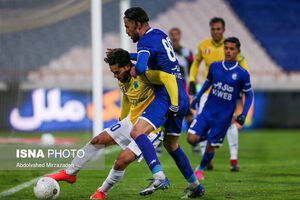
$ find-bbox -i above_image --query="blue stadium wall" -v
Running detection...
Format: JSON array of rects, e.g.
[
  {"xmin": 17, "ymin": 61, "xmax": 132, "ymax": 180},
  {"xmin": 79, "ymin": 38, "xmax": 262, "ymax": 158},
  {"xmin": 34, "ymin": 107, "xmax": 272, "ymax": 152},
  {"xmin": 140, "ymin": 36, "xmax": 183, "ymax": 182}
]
[{"xmin": 226, "ymin": 0, "xmax": 300, "ymax": 71}]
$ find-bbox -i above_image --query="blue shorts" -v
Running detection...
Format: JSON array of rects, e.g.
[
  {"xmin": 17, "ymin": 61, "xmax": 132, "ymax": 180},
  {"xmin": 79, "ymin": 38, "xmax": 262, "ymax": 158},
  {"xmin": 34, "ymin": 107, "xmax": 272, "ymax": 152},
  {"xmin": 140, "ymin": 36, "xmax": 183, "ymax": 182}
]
[
  {"xmin": 139, "ymin": 93, "xmax": 189, "ymax": 136},
  {"xmin": 188, "ymin": 114, "xmax": 231, "ymax": 146}
]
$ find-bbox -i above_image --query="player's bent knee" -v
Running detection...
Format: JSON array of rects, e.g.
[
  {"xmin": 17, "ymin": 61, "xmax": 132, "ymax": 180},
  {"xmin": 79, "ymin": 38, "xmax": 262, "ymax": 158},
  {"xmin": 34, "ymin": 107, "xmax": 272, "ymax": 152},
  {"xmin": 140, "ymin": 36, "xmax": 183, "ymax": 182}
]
[
  {"xmin": 114, "ymin": 153, "xmax": 127, "ymax": 170},
  {"xmin": 163, "ymin": 135, "xmax": 179, "ymax": 152},
  {"xmin": 114, "ymin": 150, "xmax": 136, "ymax": 170},
  {"xmin": 90, "ymin": 131, "xmax": 114, "ymax": 146},
  {"xmin": 206, "ymin": 143, "xmax": 218, "ymax": 152},
  {"xmin": 163, "ymin": 141, "xmax": 177, "ymax": 152},
  {"xmin": 90, "ymin": 134, "xmax": 102, "ymax": 145},
  {"xmin": 114, "ymin": 156, "xmax": 132, "ymax": 171},
  {"xmin": 130, "ymin": 120, "xmax": 153, "ymax": 140},
  {"xmin": 114, "ymin": 159, "xmax": 127, "ymax": 171},
  {"xmin": 130, "ymin": 126, "xmax": 141, "ymax": 140},
  {"xmin": 187, "ymin": 133, "xmax": 199, "ymax": 144}
]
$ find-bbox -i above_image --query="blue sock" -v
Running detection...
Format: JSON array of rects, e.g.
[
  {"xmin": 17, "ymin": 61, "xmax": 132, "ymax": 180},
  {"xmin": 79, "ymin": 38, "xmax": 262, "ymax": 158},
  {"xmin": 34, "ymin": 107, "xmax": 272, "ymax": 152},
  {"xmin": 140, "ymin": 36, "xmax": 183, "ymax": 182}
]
[
  {"xmin": 152, "ymin": 165, "xmax": 163, "ymax": 175},
  {"xmin": 199, "ymin": 152, "xmax": 215, "ymax": 170},
  {"xmin": 135, "ymin": 134, "xmax": 161, "ymax": 172},
  {"xmin": 169, "ymin": 145, "xmax": 194, "ymax": 180},
  {"xmin": 187, "ymin": 173, "xmax": 197, "ymax": 184}
]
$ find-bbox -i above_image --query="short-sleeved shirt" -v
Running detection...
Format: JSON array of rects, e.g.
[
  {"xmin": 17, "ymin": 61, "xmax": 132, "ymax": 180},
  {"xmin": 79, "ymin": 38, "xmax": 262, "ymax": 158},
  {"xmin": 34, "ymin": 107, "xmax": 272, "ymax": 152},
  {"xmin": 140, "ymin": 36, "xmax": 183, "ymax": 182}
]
[
  {"xmin": 201, "ymin": 60, "xmax": 252, "ymax": 125},
  {"xmin": 136, "ymin": 28, "xmax": 189, "ymax": 133},
  {"xmin": 190, "ymin": 38, "xmax": 249, "ymax": 94},
  {"xmin": 137, "ymin": 28, "xmax": 188, "ymax": 101}
]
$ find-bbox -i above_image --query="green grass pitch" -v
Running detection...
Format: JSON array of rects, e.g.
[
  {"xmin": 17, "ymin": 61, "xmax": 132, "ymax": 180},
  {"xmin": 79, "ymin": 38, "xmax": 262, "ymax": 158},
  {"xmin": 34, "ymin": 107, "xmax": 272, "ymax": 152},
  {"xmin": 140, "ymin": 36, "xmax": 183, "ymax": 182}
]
[{"xmin": 0, "ymin": 129, "xmax": 300, "ymax": 199}]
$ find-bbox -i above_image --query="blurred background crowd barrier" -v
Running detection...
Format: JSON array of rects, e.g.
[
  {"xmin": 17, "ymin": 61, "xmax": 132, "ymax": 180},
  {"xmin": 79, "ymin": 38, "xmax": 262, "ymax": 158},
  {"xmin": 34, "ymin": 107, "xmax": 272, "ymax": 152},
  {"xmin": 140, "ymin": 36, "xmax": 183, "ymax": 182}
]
[{"xmin": 0, "ymin": 0, "xmax": 299, "ymax": 132}]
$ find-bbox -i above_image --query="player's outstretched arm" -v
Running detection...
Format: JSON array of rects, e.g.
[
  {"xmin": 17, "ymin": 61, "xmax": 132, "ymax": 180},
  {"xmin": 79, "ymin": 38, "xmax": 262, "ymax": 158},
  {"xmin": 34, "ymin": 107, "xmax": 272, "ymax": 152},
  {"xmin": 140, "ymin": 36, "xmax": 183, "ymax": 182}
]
[
  {"xmin": 106, "ymin": 48, "xmax": 114, "ymax": 54},
  {"xmin": 189, "ymin": 59, "xmax": 201, "ymax": 83},
  {"xmin": 188, "ymin": 46, "xmax": 203, "ymax": 95},
  {"xmin": 119, "ymin": 94, "xmax": 131, "ymax": 121},
  {"xmin": 135, "ymin": 51, "xmax": 150, "ymax": 75},
  {"xmin": 236, "ymin": 90, "xmax": 253, "ymax": 125},
  {"xmin": 188, "ymin": 60, "xmax": 201, "ymax": 95},
  {"xmin": 190, "ymin": 80, "xmax": 211, "ymax": 110},
  {"xmin": 130, "ymin": 53, "xmax": 138, "ymax": 61}
]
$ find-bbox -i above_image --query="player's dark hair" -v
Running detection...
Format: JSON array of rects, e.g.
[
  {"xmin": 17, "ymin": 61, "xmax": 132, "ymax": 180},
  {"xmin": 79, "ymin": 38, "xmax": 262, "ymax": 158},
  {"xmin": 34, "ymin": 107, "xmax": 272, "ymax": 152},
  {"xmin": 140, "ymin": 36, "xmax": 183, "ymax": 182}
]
[
  {"xmin": 104, "ymin": 48, "xmax": 132, "ymax": 68},
  {"xmin": 224, "ymin": 37, "xmax": 241, "ymax": 50},
  {"xmin": 209, "ymin": 17, "xmax": 225, "ymax": 28},
  {"xmin": 169, "ymin": 27, "xmax": 181, "ymax": 35},
  {"xmin": 124, "ymin": 7, "xmax": 149, "ymax": 24}
]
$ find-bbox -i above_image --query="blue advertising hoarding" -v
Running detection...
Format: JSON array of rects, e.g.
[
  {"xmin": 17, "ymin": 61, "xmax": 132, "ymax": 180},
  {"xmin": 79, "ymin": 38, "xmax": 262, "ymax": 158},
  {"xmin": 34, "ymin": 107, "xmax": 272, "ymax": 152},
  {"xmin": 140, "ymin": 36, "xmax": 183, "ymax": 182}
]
[
  {"xmin": 9, "ymin": 88, "xmax": 121, "ymax": 132},
  {"xmin": 8, "ymin": 88, "xmax": 267, "ymax": 132}
]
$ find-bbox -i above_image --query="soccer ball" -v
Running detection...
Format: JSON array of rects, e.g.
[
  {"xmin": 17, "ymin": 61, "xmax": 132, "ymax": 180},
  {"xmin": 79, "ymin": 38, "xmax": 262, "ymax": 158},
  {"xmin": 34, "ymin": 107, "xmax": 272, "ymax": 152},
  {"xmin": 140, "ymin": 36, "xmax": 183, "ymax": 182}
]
[
  {"xmin": 34, "ymin": 177, "xmax": 60, "ymax": 199},
  {"xmin": 41, "ymin": 133, "xmax": 56, "ymax": 145}
]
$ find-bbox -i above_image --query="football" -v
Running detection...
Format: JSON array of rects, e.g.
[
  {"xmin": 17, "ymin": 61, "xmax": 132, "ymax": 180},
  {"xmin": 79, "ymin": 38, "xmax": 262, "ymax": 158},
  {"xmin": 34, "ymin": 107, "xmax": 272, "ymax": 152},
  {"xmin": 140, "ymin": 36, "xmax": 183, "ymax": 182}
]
[
  {"xmin": 41, "ymin": 133, "xmax": 56, "ymax": 145},
  {"xmin": 34, "ymin": 177, "xmax": 60, "ymax": 199}
]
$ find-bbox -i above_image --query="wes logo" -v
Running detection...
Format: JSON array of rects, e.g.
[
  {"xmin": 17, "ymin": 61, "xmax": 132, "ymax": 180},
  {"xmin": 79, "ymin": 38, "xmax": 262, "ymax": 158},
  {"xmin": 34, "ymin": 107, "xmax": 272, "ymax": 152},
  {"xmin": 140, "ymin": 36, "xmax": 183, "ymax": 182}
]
[{"xmin": 212, "ymin": 82, "xmax": 234, "ymax": 101}]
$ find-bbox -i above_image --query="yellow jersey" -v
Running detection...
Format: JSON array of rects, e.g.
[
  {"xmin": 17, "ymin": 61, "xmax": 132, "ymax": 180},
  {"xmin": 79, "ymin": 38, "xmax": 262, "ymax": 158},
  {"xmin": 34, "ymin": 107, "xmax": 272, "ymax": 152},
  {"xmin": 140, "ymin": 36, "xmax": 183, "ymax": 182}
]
[
  {"xmin": 189, "ymin": 38, "xmax": 249, "ymax": 94},
  {"xmin": 118, "ymin": 75, "xmax": 155, "ymax": 125}
]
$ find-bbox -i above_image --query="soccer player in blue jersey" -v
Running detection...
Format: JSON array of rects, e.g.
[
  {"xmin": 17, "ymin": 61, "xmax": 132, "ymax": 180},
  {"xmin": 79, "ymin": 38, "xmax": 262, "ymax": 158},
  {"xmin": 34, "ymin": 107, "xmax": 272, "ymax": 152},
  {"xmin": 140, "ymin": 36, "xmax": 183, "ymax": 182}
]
[
  {"xmin": 187, "ymin": 37, "xmax": 253, "ymax": 180},
  {"xmin": 123, "ymin": 7, "xmax": 204, "ymax": 198},
  {"xmin": 168, "ymin": 27, "xmax": 200, "ymax": 155}
]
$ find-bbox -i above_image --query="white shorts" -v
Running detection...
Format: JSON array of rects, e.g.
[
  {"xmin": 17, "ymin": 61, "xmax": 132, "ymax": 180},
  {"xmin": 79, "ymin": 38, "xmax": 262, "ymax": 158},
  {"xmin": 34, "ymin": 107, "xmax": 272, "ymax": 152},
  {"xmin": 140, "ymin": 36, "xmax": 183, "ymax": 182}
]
[{"xmin": 105, "ymin": 116, "xmax": 163, "ymax": 162}]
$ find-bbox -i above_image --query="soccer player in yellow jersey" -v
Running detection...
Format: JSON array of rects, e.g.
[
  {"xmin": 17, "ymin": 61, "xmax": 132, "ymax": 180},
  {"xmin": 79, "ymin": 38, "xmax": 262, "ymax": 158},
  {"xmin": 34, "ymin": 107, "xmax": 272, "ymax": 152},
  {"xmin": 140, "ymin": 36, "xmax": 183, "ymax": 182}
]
[
  {"xmin": 45, "ymin": 49, "xmax": 164, "ymax": 199},
  {"xmin": 188, "ymin": 17, "xmax": 250, "ymax": 172}
]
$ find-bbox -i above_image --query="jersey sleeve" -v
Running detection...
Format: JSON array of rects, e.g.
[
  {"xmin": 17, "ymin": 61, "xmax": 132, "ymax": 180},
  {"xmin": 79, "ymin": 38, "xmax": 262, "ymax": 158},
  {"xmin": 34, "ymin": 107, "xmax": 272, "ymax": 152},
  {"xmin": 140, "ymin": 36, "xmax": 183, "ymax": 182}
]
[
  {"xmin": 135, "ymin": 38, "xmax": 156, "ymax": 75},
  {"xmin": 241, "ymin": 71, "xmax": 252, "ymax": 93},
  {"xmin": 240, "ymin": 72, "xmax": 253, "ymax": 117},
  {"xmin": 119, "ymin": 93, "xmax": 130, "ymax": 120},
  {"xmin": 118, "ymin": 81, "xmax": 131, "ymax": 120},
  {"xmin": 135, "ymin": 51, "xmax": 150, "ymax": 75},
  {"xmin": 241, "ymin": 88, "xmax": 253, "ymax": 117},
  {"xmin": 130, "ymin": 53, "xmax": 138, "ymax": 61},
  {"xmin": 206, "ymin": 62, "xmax": 214, "ymax": 83},
  {"xmin": 144, "ymin": 70, "xmax": 178, "ymax": 107},
  {"xmin": 189, "ymin": 43, "xmax": 203, "ymax": 82},
  {"xmin": 137, "ymin": 38, "xmax": 155, "ymax": 57}
]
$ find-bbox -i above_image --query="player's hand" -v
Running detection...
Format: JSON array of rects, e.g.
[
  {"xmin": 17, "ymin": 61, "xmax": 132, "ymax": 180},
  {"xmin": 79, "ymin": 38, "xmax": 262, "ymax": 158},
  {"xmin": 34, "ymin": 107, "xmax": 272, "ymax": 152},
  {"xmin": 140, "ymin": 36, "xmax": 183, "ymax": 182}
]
[
  {"xmin": 130, "ymin": 66, "xmax": 137, "ymax": 77},
  {"xmin": 191, "ymin": 96, "xmax": 200, "ymax": 110},
  {"xmin": 236, "ymin": 114, "xmax": 246, "ymax": 125},
  {"xmin": 188, "ymin": 81, "xmax": 196, "ymax": 95},
  {"xmin": 165, "ymin": 105, "xmax": 179, "ymax": 118},
  {"xmin": 106, "ymin": 48, "xmax": 114, "ymax": 54}
]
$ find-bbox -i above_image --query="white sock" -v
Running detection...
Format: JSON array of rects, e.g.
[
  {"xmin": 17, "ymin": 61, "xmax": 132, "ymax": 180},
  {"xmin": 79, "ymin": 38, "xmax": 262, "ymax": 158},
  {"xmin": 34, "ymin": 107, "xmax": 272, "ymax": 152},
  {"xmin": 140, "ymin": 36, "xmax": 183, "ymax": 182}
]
[
  {"xmin": 227, "ymin": 123, "xmax": 238, "ymax": 160},
  {"xmin": 66, "ymin": 142, "xmax": 101, "ymax": 176},
  {"xmin": 199, "ymin": 140, "xmax": 207, "ymax": 156},
  {"xmin": 188, "ymin": 180, "xmax": 199, "ymax": 189},
  {"xmin": 98, "ymin": 168, "xmax": 125, "ymax": 194},
  {"xmin": 153, "ymin": 171, "xmax": 166, "ymax": 180}
]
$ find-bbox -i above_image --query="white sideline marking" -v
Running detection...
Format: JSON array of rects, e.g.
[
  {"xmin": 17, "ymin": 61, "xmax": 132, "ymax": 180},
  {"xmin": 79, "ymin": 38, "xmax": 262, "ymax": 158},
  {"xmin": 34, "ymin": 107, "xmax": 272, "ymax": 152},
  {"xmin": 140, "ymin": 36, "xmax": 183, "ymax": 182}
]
[
  {"xmin": 0, "ymin": 146, "xmax": 121, "ymax": 198},
  {"xmin": 0, "ymin": 177, "xmax": 41, "ymax": 198}
]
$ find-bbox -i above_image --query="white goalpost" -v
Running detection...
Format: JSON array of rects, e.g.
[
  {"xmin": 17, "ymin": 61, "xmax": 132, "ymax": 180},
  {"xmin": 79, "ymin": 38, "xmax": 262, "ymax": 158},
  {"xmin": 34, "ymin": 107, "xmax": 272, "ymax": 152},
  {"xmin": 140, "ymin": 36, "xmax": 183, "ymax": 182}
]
[
  {"xmin": 91, "ymin": 0, "xmax": 103, "ymax": 137},
  {"xmin": 120, "ymin": 0, "xmax": 131, "ymax": 51},
  {"xmin": 91, "ymin": 0, "xmax": 130, "ymax": 137}
]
